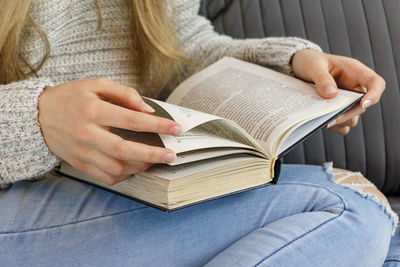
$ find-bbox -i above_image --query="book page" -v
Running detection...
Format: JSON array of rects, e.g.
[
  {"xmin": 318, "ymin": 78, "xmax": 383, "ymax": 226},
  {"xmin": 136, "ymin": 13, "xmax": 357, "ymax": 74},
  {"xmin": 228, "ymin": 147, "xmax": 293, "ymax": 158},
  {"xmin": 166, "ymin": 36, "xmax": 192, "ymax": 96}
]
[
  {"xmin": 144, "ymin": 154, "xmax": 265, "ymax": 181},
  {"xmin": 116, "ymin": 98, "xmax": 265, "ymax": 161},
  {"xmin": 167, "ymin": 57, "xmax": 362, "ymax": 155},
  {"xmin": 110, "ymin": 128, "xmax": 164, "ymax": 148},
  {"xmin": 112, "ymin": 120, "xmax": 261, "ymax": 161},
  {"xmin": 112, "ymin": 127, "xmax": 263, "ymax": 165},
  {"xmin": 145, "ymin": 98, "xmax": 221, "ymax": 132},
  {"xmin": 276, "ymin": 108, "xmax": 338, "ymax": 155},
  {"xmin": 173, "ymin": 147, "xmax": 265, "ymax": 165},
  {"xmin": 160, "ymin": 119, "xmax": 264, "ymax": 155}
]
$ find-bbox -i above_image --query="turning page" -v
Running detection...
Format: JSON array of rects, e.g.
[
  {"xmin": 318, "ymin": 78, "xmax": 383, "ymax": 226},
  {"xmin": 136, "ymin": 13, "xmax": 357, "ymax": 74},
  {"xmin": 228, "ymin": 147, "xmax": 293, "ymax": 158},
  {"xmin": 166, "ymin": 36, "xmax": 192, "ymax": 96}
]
[
  {"xmin": 144, "ymin": 97, "xmax": 265, "ymax": 161},
  {"xmin": 167, "ymin": 57, "xmax": 362, "ymax": 155}
]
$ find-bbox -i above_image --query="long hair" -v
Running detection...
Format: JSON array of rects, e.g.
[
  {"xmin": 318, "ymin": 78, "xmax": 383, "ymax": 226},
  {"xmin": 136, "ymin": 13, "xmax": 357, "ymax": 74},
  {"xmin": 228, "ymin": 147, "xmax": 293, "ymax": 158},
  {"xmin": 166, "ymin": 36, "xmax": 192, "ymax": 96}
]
[
  {"xmin": 0, "ymin": 0, "xmax": 189, "ymax": 96},
  {"xmin": 0, "ymin": 0, "xmax": 50, "ymax": 85}
]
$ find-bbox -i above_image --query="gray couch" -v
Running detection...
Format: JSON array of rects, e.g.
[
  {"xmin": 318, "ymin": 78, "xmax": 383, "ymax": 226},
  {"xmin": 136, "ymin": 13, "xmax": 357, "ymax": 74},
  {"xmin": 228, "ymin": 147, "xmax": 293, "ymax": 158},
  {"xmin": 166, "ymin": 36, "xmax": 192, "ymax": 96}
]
[{"xmin": 200, "ymin": 0, "xmax": 400, "ymax": 214}]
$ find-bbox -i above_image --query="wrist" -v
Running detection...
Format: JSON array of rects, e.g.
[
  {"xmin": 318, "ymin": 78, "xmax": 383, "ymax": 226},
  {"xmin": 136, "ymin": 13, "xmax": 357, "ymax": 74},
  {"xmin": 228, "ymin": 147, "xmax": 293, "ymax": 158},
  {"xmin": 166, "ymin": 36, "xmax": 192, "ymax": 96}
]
[{"xmin": 37, "ymin": 86, "xmax": 55, "ymax": 146}]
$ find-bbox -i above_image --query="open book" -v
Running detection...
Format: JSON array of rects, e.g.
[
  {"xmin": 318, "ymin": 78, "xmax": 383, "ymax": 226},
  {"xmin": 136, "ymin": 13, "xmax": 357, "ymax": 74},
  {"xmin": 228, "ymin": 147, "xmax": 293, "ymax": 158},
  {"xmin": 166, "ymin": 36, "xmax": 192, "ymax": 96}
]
[{"xmin": 59, "ymin": 57, "xmax": 363, "ymax": 211}]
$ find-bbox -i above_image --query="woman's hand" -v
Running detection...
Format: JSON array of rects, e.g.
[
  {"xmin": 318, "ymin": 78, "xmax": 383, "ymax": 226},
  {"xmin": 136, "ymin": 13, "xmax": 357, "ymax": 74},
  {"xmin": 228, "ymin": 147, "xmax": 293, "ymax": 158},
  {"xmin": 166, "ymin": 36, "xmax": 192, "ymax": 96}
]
[
  {"xmin": 291, "ymin": 49, "xmax": 386, "ymax": 135},
  {"xmin": 38, "ymin": 78, "xmax": 182, "ymax": 185}
]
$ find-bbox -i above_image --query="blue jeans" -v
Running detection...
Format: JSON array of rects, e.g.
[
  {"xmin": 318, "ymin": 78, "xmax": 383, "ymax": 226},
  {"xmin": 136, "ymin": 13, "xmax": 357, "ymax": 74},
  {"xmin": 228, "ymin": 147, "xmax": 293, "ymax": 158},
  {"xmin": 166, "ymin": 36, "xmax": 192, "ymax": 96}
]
[
  {"xmin": 385, "ymin": 227, "xmax": 400, "ymax": 266},
  {"xmin": 0, "ymin": 164, "xmax": 396, "ymax": 266}
]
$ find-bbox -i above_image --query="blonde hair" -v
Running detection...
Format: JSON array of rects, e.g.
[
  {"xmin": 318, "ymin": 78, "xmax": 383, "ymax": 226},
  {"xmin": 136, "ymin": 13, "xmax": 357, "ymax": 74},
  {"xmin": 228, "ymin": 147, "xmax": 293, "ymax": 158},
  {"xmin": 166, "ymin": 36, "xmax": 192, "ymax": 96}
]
[{"xmin": 0, "ymin": 0, "xmax": 189, "ymax": 96}]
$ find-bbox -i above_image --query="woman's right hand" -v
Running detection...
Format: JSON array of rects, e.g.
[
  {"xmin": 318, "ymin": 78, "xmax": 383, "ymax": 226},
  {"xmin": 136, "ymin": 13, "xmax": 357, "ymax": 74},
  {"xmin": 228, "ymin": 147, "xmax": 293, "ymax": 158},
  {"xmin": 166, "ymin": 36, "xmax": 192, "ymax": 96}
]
[{"xmin": 38, "ymin": 78, "xmax": 182, "ymax": 185}]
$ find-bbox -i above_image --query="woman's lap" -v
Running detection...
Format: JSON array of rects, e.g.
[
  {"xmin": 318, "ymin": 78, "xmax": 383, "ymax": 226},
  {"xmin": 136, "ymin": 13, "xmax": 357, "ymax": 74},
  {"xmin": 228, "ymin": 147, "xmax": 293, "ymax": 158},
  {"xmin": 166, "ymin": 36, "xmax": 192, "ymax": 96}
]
[{"xmin": 0, "ymin": 164, "xmax": 395, "ymax": 266}]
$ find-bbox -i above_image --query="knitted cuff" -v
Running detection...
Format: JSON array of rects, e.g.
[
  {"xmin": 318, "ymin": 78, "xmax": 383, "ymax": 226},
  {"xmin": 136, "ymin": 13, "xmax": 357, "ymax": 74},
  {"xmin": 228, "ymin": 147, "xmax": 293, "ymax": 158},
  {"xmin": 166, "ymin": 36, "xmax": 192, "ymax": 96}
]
[
  {"xmin": 0, "ymin": 78, "xmax": 60, "ymax": 186},
  {"xmin": 246, "ymin": 37, "xmax": 323, "ymax": 75}
]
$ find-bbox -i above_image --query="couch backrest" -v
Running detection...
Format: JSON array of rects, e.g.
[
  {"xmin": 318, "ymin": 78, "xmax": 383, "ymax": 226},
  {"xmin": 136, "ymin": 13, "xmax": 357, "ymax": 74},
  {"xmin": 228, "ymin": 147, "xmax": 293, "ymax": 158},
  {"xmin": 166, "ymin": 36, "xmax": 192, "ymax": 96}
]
[{"xmin": 200, "ymin": 0, "xmax": 400, "ymax": 194}]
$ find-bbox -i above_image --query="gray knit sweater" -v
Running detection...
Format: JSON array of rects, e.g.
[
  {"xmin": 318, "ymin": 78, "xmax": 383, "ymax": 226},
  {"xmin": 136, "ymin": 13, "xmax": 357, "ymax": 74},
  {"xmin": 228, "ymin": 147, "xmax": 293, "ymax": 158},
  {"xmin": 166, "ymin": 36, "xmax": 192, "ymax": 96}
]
[{"xmin": 0, "ymin": 0, "xmax": 321, "ymax": 186}]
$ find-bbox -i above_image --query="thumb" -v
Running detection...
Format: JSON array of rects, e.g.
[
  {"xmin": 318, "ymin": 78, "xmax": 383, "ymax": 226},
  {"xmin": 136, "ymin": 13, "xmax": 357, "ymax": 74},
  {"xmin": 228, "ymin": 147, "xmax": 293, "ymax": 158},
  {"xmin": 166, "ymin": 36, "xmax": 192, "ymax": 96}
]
[{"xmin": 312, "ymin": 71, "xmax": 338, "ymax": 99}]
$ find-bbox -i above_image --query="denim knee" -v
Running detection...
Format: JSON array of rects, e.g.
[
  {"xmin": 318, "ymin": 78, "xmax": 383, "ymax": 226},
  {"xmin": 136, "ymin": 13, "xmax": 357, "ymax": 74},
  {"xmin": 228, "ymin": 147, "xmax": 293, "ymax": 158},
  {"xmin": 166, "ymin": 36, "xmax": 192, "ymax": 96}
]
[
  {"xmin": 325, "ymin": 162, "xmax": 398, "ymax": 234},
  {"xmin": 323, "ymin": 163, "xmax": 395, "ymax": 265}
]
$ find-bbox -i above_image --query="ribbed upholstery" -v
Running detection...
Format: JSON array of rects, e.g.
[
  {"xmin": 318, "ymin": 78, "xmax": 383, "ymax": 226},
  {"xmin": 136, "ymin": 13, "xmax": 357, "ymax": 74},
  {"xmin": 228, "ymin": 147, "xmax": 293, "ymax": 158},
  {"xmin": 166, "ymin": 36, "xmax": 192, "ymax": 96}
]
[{"xmin": 200, "ymin": 0, "xmax": 400, "ymax": 195}]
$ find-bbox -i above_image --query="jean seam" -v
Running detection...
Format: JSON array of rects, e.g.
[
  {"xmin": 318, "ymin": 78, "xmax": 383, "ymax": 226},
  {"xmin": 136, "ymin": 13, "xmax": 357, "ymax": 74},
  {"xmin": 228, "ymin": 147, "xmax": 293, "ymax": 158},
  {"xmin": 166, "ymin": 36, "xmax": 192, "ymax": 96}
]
[
  {"xmin": 0, "ymin": 206, "xmax": 149, "ymax": 235},
  {"xmin": 254, "ymin": 182, "xmax": 346, "ymax": 266},
  {"xmin": 285, "ymin": 178, "xmax": 397, "ymax": 228},
  {"xmin": 385, "ymin": 256, "xmax": 400, "ymax": 261}
]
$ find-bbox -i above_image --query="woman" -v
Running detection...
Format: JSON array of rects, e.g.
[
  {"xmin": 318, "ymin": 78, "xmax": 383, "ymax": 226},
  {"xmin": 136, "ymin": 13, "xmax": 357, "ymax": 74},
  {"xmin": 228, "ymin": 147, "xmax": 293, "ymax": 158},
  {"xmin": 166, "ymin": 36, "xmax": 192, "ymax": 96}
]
[{"xmin": 0, "ymin": 0, "xmax": 396, "ymax": 266}]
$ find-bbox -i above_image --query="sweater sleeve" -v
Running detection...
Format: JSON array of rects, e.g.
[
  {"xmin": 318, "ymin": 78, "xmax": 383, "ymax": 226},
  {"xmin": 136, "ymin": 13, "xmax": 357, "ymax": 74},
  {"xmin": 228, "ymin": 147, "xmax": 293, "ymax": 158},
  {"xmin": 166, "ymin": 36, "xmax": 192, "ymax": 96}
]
[
  {"xmin": 172, "ymin": 0, "xmax": 322, "ymax": 75},
  {"xmin": 0, "ymin": 78, "xmax": 60, "ymax": 187}
]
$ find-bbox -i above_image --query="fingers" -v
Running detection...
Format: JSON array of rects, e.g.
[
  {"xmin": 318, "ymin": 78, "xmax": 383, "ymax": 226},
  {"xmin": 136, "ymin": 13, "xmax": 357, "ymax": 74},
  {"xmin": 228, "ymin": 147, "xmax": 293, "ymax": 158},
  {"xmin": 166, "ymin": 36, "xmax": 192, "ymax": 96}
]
[
  {"xmin": 69, "ymin": 159, "xmax": 129, "ymax": 186},
  {"xmin": 82, "ymin": 161, "xmax": 151, "ymax": 186},
  {"xmin": 72, "ymin": 148, "xmax": 152, "ymax": 185},
  {"xmin": 69, "ymin": 129, "xmax": 160, "ymax": 185},
  {"xmin": 292, "ymin": 51, "xmax": 385, "ymax": 137},
  {"xmin": 330, "ymin": 114, "xmax": 360, "ymax": 135},
  {"xmin": 325, "ymin": 58, "xmax": 385, "ymax": 136},
  {"xmin": 44, "ymin": 78, "xmax": 177, "ymax": 186},
  {"xmin": 91, "ymin": 129, "xmax": 177, "ymax": 164},
  {"xmin": 328, "ymin": 56, "xmax": 386, "ymax": 109},
  {"xmin": 77, "ymin": 147, "xmax": 129, "ymax": 177},
  {"xmin": 89, "ymin": 77, "xmax": 155, "ymax": 113},
  {"xmin": 360, "ymin": 75, "xmax": 386, "ymax": 109},
  {"xmin": 347, "ymin": 116, "xmax": 360, "ymax": 127},
  {"xmin": 85, "ymin": 78, "xmax": 182, "ymax": 136},
  {"xmin": 329, "ymin": 125, "xmax": 351, "ymax": 136},
  {"xmin": 327, "ymin": 104, "xmax": 365, "ymax": 135},
  {"xmin": 96, "ymin": 100, "xmax": 182, "ymax": 135},
  {"xmin": 335, "ymin": 115, "xmax": 359, "ymax": 128},
  {"xmin": 327, "ymin": 104, "xmax": 365, "ymax": 128}
]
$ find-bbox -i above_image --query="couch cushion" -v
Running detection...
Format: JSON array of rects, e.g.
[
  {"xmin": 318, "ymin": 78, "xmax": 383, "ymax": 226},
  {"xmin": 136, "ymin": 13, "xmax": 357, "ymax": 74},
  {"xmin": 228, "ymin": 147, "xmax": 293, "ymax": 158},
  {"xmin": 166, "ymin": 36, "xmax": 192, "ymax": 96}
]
[{"xmin": 200, "ymin": 0, "xmax": 400, "ymax": 195}]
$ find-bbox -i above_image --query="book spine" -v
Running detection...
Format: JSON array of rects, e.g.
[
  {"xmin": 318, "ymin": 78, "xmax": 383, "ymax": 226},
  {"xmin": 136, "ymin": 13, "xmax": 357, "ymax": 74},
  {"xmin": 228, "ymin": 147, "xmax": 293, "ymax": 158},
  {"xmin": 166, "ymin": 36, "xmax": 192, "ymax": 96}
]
[{"xmin": 271, "ymin": 157, "xmax": 282, "ymax": 184}]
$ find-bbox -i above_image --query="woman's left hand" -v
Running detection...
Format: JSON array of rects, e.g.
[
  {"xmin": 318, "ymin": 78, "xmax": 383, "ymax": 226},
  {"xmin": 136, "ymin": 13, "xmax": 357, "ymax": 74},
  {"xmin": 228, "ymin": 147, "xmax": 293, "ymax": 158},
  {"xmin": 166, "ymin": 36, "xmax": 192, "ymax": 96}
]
[{"xmin": 291, "ymin": 49, "xmax": 386, "ymax": 135}]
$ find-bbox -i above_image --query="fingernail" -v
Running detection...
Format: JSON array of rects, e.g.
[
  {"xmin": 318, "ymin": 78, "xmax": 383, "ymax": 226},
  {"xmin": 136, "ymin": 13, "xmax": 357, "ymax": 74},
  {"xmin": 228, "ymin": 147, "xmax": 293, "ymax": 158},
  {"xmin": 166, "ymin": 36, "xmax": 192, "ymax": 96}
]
[
  {"xmin": 141, "ymin": 102, "xmax": 155, "ymax": 113},
  {"xmin": 170, "ymin": 125, "xmax": 182, "ymax": 136},
  {"xmin": 327, "ymin": 119, "xmax": 337, "ymax": 128},
  {"xmin": 362, "ymin": 99, "xmax": 372, "ymax": 109},
  {"xmin": 325, "ymin": 85, "xmax": 338, "ymax": 95},
  {"xmin": 164, "ymin": 152, "xmax": 176, "ymax": 163}
]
